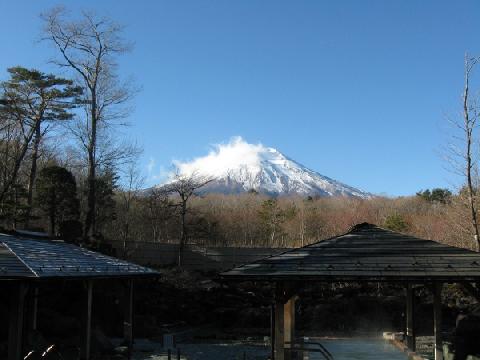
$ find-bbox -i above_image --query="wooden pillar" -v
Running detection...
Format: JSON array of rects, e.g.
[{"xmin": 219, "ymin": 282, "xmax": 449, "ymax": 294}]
[
  {"xmin": 25, "ymin": 286, "xmax": 39, "ymax": 333},
  {"xmin": 406, "ymin": 283, "xmax": 416, "ymax": 351},
  {"xmin": 80, "ymin": 280, "xmax": 93, "ymax": 360},
  {"xmin": 274, "ymin": 284, "xmax": 285, "ymax": 360},
  {"xmin": 284, "ymin": 297, "xmax": 296, "ymax": 360},
  {"xmin": 31, "ymin": 287, "xmax": 38, "ymax": 331},
  {"xmin": 8, "ymin": 282, "xmax": 27, "ymax": 360},
  {"xmin": 124, "ymin": 279, "xmax": 134, "ymax": 360},
  {"xmin": 23, "ymin": 285, "xmax": 39, "ymax": 354},
  {"xmin": 433, "ymin": 282, "xmax": 443, "ymax": 360},
  {"xmin": 271, "ymin": 304, "xmax": 275, "ymax": 360}
]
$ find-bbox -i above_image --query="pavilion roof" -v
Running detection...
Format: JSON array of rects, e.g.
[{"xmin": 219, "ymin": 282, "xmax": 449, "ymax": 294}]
[
  {"xmin": 0, "ymin": 234, "xmax": 159, "ymax": 280},
  {"xmin": 221, "ymin": 223, "xmax": 480, "ymax": 282}
]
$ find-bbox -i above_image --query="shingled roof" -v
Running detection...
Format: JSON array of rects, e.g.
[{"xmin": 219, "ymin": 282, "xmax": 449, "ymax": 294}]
[
  {"xmin": 221, "ymin": 223, "xmax": 480, "ymax": 282},
  {"xmin": 0, "ymin": 234, "xmax": 158, "ymax": 280}
]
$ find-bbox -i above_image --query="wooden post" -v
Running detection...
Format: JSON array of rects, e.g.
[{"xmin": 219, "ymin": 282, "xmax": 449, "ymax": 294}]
[
  {"xmin": 433, "ymin": 282, "xmax": 443, "ymax": 360},
  {"xmin": 271, "ymin": 304, "xmax": 275, "ymax": 360},
  {"xmin": 406, "ymin": 283, "xmax": 416, "ymax": 351},
  {"xmin": 274, "ymin": 284, "xmax": 285, "ymax": 360},
  {"xmin": 8, "ymin": 282, "xmax": 27, "ymax": 360},
  {"xmin": 31, "ymin": 287, "xmax": 38, "ymax": 331},
  {"xmin": 284, "ymin": 297, "xmax": 296, "ymax": 360},
  {"xmin": 23, "ymin": 285, "xmax": 38, "ymax": 355},
  {"xmin": 124, "ymin": 279, "xmax": 134, "ymax": 359},
  {"xmin": 80, "ymin": 280, "xmax": 93, "ymax": 360}
]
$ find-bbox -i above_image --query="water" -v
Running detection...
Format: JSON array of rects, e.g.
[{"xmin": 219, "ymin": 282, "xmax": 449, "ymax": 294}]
[
  {"xmin": 316, "ymin": 339, "xmax": 408, "ymax": 360},
  {"xmin": 133, "ymin": 338, "xmax": 408, "ymax": 360}
]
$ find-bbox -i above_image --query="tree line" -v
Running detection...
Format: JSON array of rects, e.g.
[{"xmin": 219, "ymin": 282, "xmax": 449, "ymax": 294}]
[
  {"xmin": 103, "ymin": 187, "xmax": 479, "ymax": 253},
  {"xmin": 2, "ymin": 6, "xmax": 480, "ymax": 259}
]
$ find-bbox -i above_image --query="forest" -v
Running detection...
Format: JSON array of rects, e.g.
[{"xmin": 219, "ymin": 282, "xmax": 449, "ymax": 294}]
[{"xmin": 1, "ymin": 7, "xmax": 480, "ymax": 256}]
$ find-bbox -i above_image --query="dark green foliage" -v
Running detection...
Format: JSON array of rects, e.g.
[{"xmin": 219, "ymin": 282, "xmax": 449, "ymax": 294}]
[
  {"xmin": 59, "ymin": 219, "xmax": 83, "ymax": 243},
  {"xmin": 0, "ymin": 66, "xmax": 82, "ymax": 121},
  {"xmin": 35, "ymin": 166, "xmax": 79, "ymax": 236},
  {"xmin": 93, "ymin": 170, "xmax": 118, "ymax": 235},
  {"xmin": 0, "ymin": 67, "xmax": 81, "ymax": 222},
  {"xmin": 383, "ymin": 214, "xmax": 409, "ymax": 233},
  {"xmin": 416, "ymin": 188, "xmax": 452, "ymax": 204}
]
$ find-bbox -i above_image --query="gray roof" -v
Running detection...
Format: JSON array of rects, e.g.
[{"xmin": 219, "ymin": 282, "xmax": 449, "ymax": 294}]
[
  {"xmin": 221, "ymin": 223, "xmax": 480, "ymax": 282},
  {"xmin": 0, "ymin": 234, "xmax": 159, "ymax": 280}
]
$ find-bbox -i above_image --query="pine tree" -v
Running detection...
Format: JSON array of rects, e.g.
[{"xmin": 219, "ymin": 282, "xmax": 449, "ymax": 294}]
[{"xmin": 0, "ymin": 67, "xmax": 81, "ymax": 223}]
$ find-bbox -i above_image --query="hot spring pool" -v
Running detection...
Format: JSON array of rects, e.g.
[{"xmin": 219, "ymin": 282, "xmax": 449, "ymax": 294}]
[
  {"xmin": 317, "ymin": 338, "xmax": 408, "ymax": 359},
  {"xmin": 133, "ymin": 337, "xmax": 409, "ymax": 360}
]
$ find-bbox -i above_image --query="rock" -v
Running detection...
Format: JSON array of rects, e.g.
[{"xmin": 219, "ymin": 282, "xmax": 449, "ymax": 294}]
[
  {"xmin": 92, "ymin": 327, "xmax": 114, "ymax": 353},
  {"xmin": 111, "ymin": 355, "xmax": 128, "ymax": 360},
  {"xmin": 114, "ymin": 346, "xmax": 129, "ymax": 355},
  {"xmin": 26, "ymin": 330, "xmax": 48, "ymax": 352},
  {"xmin": 134, "ymin": 315, "xmax": 158, "ymax": 337}
]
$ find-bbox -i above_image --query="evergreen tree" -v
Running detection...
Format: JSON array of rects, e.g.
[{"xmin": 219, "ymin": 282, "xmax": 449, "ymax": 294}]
[
  {"xmin": 0, "ymin": 67, "xmax": 81, "ymax": 223},
  {"xmin": 383, "ymin": 214, "xmax": 409, "ymax": 233},
  {"xmin": 416, "ymin": 188, "xmax": 452, "ymax": 204},
  {"xmin": 258, "ymin": 199, "xmax": 286, "ymax": 245},
  {"xmin": 35, "ymin": 166, "xmax": 79, "ymax": 236},
  {"xmin": 93, "ymin": 170, "xmax": 118, "ymax": 237}
]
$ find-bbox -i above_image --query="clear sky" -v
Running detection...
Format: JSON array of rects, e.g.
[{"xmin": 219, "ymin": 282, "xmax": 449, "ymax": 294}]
[{"xmin": 1, "ymin": 0, "xmax": 479, "ymax": 196}]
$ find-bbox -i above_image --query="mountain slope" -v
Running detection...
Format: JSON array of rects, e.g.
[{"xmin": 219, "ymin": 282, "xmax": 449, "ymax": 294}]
[{"xmin": 161, "ymin": 137, "xmax": 370, "ymax": 198}]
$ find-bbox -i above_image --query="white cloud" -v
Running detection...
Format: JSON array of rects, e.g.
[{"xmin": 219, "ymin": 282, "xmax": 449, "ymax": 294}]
[{"xmin": 171, "ymin": 136, "xmax": 266, "ymax": 179}]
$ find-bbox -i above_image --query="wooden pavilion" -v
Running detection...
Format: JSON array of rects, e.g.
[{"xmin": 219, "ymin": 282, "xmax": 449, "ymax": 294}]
[
  {"xmin": 0, "ymin": 233, "xmax": 159, "ymax": 360},
  {"xmin": 222, "ymin": 223, "xmax": 480, "ymax": 360}
]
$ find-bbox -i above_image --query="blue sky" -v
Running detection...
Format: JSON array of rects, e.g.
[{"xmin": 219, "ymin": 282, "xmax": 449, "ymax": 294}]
[{"xmin": 1, "ymin": 0, "xmax": 479, "ymax": 196}]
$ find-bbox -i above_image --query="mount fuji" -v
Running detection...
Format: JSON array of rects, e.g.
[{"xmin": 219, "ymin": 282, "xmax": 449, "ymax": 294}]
[{"xmin": 160, "ymin": 137, "xmax": 371, "ymax": 198}]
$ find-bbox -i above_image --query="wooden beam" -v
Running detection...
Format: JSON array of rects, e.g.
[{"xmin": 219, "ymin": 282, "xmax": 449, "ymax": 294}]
[
  {"xmin": 124, "ymin": 279, "xmax": 134, "ymax": 360},
  {"xmin": 284, "ymin": 297, "xmax": 296, "ymax": 360},
  {"xmin": 8, "ymin": 282, "xmax": 27, "ymax": 360},
  {"xmin": 406, "ymin": 283, "xmax": 416, "ymax": 351},
  {"xmin": 433, "ymin": 282, "xmax": 443, "ymax": 360},
  {"xmin": 274, "ymin": 283, "xmax": 285, "ymax": 360},
  {"xmin": 80, "ymin": 280, "xmax": 93, "ymax": 360}
]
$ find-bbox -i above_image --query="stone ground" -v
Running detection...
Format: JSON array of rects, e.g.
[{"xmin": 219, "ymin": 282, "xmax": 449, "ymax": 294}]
[{"xmin": 414, "ymin": 336, "xmax": 434, "ymax": 360}]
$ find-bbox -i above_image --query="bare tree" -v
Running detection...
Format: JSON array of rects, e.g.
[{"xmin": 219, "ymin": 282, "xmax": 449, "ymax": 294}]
[
  {"xmin": 445, "ymin": 54, "xmax": 480, "ymax": 251},
  {"xmin": 162, "ymin": 172, "xmax": 212, "ymax": 266},
  {"xmin": 42, "ymin": 7, "xmax": 134, "ymax": 239},
  {"xmin": 462, "ymin": 55, "xmax": 480, "ymax": 251},
  {"xmin": 118, "ymin": 159, "xmax": 145, "ymax": 258},
  {"xmin": 144, "ymin": 188, "xmax": 176, "ymax": 242}
]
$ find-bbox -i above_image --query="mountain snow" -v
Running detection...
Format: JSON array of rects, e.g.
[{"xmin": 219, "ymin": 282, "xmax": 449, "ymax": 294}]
[{"xmin": 162, "ymin": 137, "xmax": 370, "ymax": 198}]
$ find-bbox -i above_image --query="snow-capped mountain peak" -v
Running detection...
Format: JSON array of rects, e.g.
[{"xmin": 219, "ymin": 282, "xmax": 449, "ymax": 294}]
[{"xmin": 164, "ymin": 137, "xmax": 370, "ymax": 198}]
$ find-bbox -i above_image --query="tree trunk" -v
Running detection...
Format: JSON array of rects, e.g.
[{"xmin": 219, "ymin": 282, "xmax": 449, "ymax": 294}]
[
  {"xmin": 26, "ymin": 122, "xmax": 42, "ymax": 227},
  {"xmin": 178, "ymin": 200, "xmax": 187, "ymax": 267},
  {"xmin": 84, "ymin": 92, "xmax": 97, "ymax": 240},
  {"xmin": 49, "ymin": 190, "xmax": 56, "ymax": 236}
]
